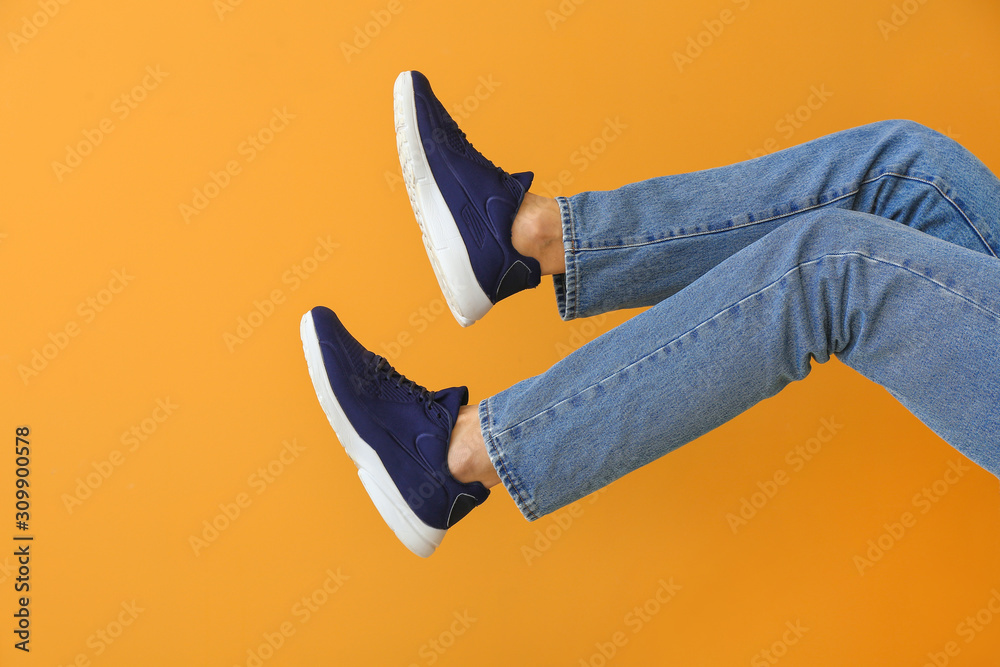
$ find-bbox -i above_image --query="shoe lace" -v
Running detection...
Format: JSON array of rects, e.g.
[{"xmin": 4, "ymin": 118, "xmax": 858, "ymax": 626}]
[
  {"xmin": 439, "ymin": 109, "xmax": 505, "ymax": 174},
  {"xmin": 372, "ymin": 356, "xmax": 435, "ymax": 409}
]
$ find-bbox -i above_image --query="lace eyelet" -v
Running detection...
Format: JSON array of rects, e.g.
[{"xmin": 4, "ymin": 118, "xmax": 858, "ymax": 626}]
[{"xmin": 371, "ymin": 356, "xmax": 435, "ymax": 407}]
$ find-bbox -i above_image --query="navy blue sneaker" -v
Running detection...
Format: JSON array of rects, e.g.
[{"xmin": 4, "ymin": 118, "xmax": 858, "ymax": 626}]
[
  {"xmin": 300, "ymin": 306, "xmax": 490, "ymax": 557},
  {"xmin": 394, "ymin": 70, "xmax": 542, "ymax": 327}
]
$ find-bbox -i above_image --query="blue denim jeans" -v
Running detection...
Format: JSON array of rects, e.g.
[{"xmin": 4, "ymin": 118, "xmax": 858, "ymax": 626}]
[{"xmin": 479, "ymin": 120, "xmax": 1000, "ymax": 521}]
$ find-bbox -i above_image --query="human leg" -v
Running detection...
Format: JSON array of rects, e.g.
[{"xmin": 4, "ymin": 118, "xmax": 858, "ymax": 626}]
[
  {"xmin": 554, "ymin": 119, "xmax": 1000, "ymax": 319},
  {"xmin": 481, "ymin": 208, "xmax": 1000, "ymax": 520},
  {"xmin": 394, "ymin": 71, "xmax": 1000, "ymax": 325},
  {"xmin": 308, "ymin": 73, "xmax": 1000, "ymax": 556}
]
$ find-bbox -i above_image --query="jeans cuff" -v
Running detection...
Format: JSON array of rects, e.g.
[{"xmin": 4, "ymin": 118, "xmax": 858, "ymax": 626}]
[
  {"xmin": 553, "ymin": 195, "xmax": 581, "ymax": 321},
  {"xmin": 478, "ymin": 397, "xmax": 541, "ymax": 521}
]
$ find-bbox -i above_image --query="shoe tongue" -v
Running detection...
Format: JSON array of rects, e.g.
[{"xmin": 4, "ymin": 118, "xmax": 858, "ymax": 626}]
[
  {"xmin": 431, "ymin": 385, "xmax": 470, "ymax": 429},
  {"xmin": 511, "ymin": 171, "xmax": 534, "ymax": 194}
]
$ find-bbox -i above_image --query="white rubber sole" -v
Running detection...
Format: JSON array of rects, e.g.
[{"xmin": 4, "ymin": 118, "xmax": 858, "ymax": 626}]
[
  {"xmin": 300, "ymin": 310, "xmax": 445, "ymax": 558},
  {"xmin": 393, "ymin": 71, "xmax": 492, "ymax": 328}
]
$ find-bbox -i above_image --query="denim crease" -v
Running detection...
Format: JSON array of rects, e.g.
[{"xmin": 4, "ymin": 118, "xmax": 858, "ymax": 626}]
[{"xmin": 480, "ymin": 120, "xmax": 1000, "ymax": 521}]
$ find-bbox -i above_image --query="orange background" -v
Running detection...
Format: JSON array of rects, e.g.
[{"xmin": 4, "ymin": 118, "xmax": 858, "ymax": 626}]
[{"xmin": 3, "ymin": 0, "xmax": 1000, "ymax": 665}]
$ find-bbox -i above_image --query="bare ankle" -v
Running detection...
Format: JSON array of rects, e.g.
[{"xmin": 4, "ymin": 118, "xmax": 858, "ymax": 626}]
[
  {"xmin": 447, "ymin": 439, "xmax": 475, "ymax": 484},
  {"xmin": 512, "ymin": 193, "xmax": 565, "ymax": 275},
  {"xmin": 447, "ymin": 405, "xmax": 501, "ymax": 487}
]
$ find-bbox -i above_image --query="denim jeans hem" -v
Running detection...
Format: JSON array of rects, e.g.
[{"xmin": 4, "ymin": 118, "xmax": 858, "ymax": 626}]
[
  {"xmin": 476, "ymin": 120, "xmax": 1000, "ymax": 524},
  {"xmin": 553, "ymin": 195, "xmax": 581, "ymax": 321},
  {"xmin": 478, "ymin": 397, "xmax": 541, "ymax": 521}
]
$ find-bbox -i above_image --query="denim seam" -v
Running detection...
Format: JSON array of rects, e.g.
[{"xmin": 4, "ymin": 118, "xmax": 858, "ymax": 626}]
[
  {"xmin": 491, "ymin": 250, "xmax": 1000, "ymax": 438},
  {"xmin": 904, "ymin": 172, "xmax": 998, "ymax": 258},
  {"xmin": 556, "ymin": 196, "xmax": 581, "ymax": 320},
  {"xmin": 479, "ymin": 397, "xmax": 540, "ymax": 521},
  {"xmin": 574, "ymin": 171, "xmax": 998, "ymax": 257}
]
